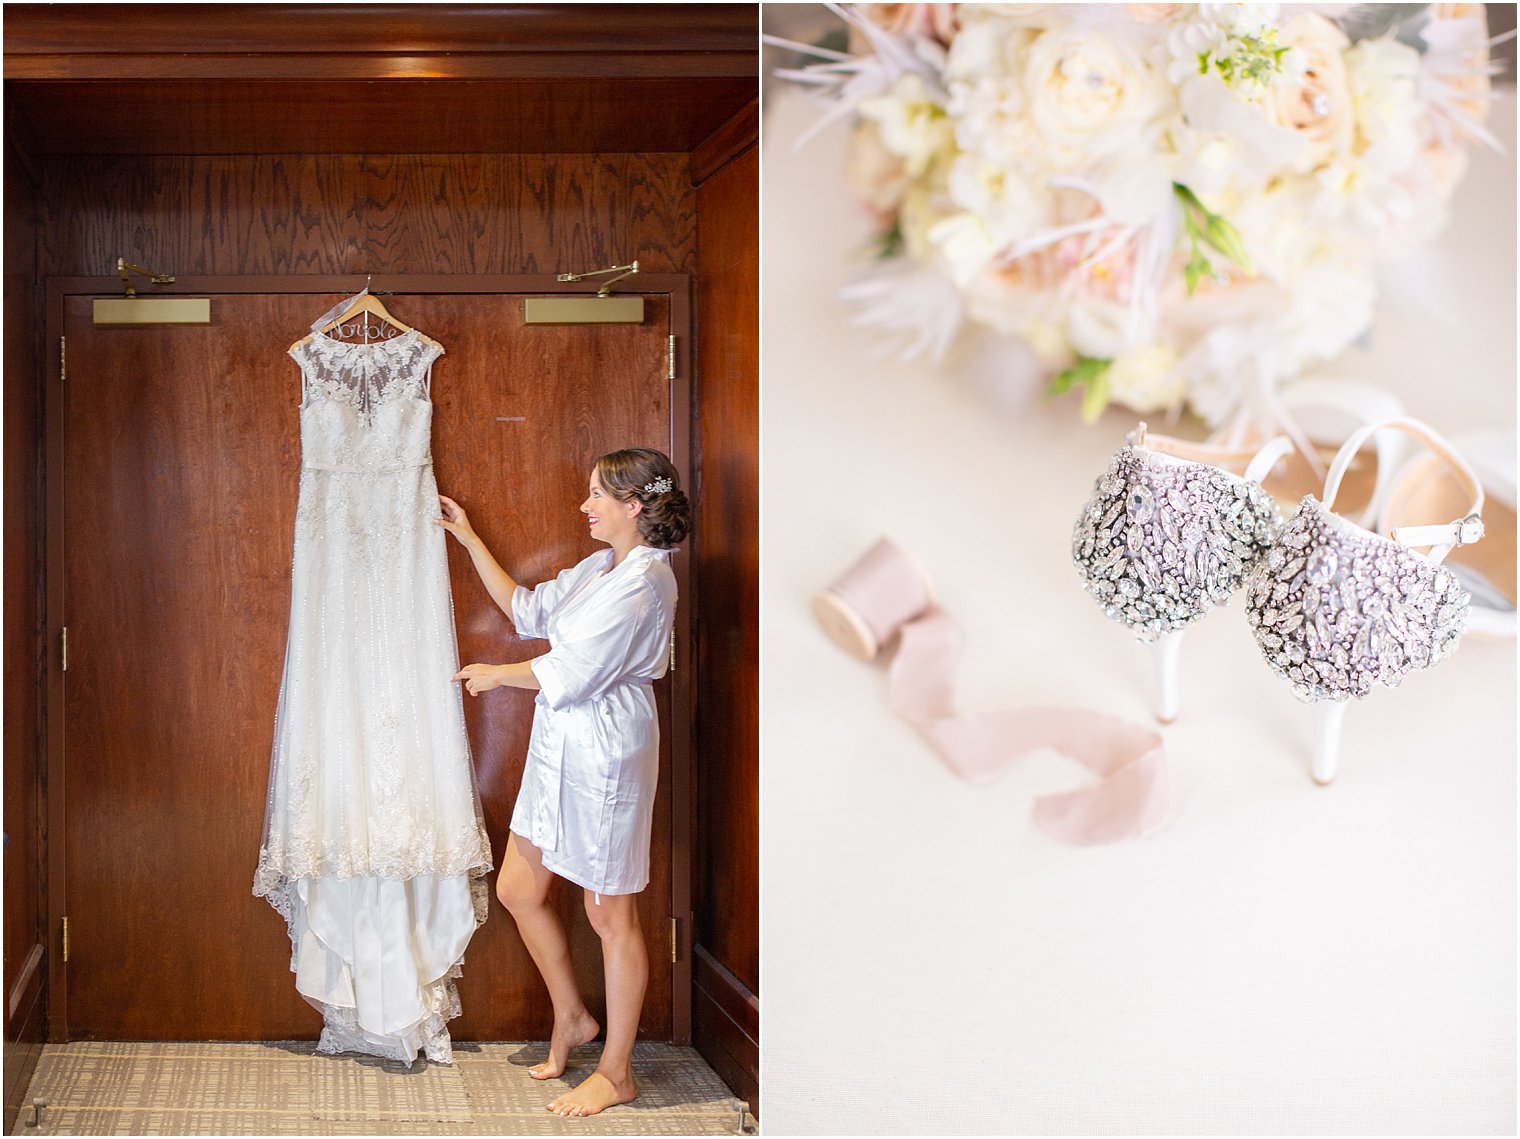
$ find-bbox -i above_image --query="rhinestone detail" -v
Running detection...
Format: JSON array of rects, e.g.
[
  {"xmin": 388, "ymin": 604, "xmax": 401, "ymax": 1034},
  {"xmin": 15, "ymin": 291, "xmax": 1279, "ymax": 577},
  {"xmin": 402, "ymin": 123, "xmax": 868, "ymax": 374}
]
[
  {"xmin": 1244, "ymin": 498, "xmax": 1470, "ymax": 702},
  {"xmin": 1305, "ymin": 547, "xmax": 1338, "ymax": 586},
  {"xmin": 1073, "ymin": 445, "xmax": 1280, "ymax": 642}
]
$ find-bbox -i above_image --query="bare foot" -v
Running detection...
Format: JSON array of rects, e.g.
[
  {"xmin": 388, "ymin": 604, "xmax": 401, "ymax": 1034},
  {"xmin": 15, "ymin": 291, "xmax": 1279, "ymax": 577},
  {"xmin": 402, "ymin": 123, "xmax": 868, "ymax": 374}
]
[
  {"xmin": 527, "ymin": 1009, "xmax": 600, "ymax": 1080},
  {"xmin": 545, "ymin": 1069, "xmax": 637, "ymax": 1117}
]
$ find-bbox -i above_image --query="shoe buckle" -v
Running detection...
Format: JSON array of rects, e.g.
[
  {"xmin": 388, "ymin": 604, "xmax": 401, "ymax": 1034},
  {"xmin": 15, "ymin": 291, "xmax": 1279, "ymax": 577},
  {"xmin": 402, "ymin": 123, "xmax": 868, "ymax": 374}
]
[{"xmin": 1455, "ymin": 513, "xmax": 1484, "ymax": 547}]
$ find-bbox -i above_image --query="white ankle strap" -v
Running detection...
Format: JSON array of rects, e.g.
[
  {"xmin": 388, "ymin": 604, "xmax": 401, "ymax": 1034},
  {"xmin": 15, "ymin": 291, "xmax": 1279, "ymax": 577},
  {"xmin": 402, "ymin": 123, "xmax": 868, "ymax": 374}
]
[
  {"xmin": 1243, "ymin": 436, "xmax": 1294, "ymax": 484},
  {"xmin": 1323, "ymin": 418, "xmax": 1485, "ymax": 562}
]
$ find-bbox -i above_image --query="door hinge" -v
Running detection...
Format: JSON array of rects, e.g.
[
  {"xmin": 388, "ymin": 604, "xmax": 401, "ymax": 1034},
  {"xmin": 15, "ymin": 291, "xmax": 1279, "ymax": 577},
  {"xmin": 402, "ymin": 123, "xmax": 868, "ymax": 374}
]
[
  {"xmin": 668, "ymin": 629, "xmax": 676, "ymax": 673},
  {"xmin": 60, "ymin": 335, "xmax": 67, "ymax": 383},
  {"xmin": 60, "ymin": 627, "xmax": 68, "ymax": 672},
  {"xmin": 670, "ymin": 917, "xmax": 679, "ymax": 964},
  {"xmin": 667, "ymin": 335, "xmax": 675, "ymax": 381},
  {"xmin": 62, "ymin": 916, "xmax": 69, "ymax": 963}
]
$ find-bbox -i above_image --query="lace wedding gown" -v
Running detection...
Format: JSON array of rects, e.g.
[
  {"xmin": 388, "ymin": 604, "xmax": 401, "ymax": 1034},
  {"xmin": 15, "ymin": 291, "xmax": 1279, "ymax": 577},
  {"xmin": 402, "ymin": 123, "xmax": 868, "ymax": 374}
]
[{"xmin": 253, "ymin": 324, "xmax": 492, "ymax": 1065}]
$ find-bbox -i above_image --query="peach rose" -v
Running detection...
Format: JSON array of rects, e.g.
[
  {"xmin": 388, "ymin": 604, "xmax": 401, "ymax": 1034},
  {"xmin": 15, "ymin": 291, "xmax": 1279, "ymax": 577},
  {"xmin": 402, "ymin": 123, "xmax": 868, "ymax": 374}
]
[
  {"xmin": 856, "ymin": 4, "xmax": 959, "ymax": 46},
  {"xmin": 1265, "ymin": 13, "xmax": 1354, "ymax": 171},
  {"xmin": 1127, "ymin": 4, "xmax": 1185, "ymax": 22}
]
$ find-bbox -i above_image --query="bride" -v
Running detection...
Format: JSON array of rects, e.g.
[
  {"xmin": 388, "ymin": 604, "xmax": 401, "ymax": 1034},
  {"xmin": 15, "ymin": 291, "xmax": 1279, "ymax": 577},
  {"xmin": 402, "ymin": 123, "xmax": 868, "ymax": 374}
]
[{"xmin": 437, "ymin": 446, "xmax": 690, "ymax": 1117}]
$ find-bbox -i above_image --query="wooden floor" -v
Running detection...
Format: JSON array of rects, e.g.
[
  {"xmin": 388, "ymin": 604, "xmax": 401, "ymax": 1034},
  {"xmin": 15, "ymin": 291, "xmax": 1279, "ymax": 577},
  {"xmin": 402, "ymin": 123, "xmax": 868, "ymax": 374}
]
[{"xmin": 11, "ymin": 1041, "xmax": 752, "ymax": 1136}]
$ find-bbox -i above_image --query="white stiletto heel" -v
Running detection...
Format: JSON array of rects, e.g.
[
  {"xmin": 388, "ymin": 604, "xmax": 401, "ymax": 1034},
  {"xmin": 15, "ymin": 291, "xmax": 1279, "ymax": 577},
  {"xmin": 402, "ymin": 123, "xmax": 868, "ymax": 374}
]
[
  {"xmin": 1074, "ymin": 425, "xmax": 1289, "ymax": 724},
  {"xmin": 1311, "ymin": 702, "xmax": 1346, "ymax": 785},
  {"xmin": 1150, "ymin": 631, "xmax": 1184, "ymax": 724}
]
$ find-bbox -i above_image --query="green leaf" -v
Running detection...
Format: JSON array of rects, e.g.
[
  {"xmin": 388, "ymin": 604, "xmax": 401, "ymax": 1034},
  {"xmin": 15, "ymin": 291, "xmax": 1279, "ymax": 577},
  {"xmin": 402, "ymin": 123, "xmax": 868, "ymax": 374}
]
[
  {"xmin": 1183, "ymin": 247, "xmax": 1210, "ymax": 295},
  {"xmin": 1203, "ymin": 214, "xmax": 1253, "ymax": 274},
  {"xmin": 1173, "ymin": 182, "xmax": 1204, "ymax": 215},
  {"xmin": 1174, "ymin": 182, "xmax": 1253, "ymax": 288},
  {"xmin": 873, "ymin": 220, "xmax": 905, "ymax": 260},
  {"xmin": 1079, "ymin": 365, "xmax": 1111, "ymax": 424},
  {"xmin": 1048, "ymin": 356, "xmax": 1113, "ymax": 422}
]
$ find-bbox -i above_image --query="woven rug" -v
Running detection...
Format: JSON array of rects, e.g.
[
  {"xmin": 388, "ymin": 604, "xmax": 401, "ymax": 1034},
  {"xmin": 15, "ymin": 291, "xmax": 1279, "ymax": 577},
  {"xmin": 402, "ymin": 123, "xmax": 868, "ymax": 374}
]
[{"xmin": 11, "ymin": 1041, "xmax": 752, "ymax": 1135}]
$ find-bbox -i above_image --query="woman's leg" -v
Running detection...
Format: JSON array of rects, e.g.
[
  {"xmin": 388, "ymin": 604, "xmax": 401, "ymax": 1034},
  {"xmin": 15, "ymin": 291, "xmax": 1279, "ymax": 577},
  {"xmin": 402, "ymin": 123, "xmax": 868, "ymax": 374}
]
[
  {"xmin": 496, "ymin": 831, "xmax": 600, "ymax": 1079},
  {"xmin": 546, "ymin": 890, "xmax": 644, "ymax": 1117}
]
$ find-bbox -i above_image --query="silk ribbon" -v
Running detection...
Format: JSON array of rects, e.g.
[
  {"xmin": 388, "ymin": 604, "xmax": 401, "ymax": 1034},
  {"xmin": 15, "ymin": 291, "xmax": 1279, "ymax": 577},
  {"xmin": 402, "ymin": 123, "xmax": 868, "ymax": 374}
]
[{"xmin": 815, "ymin": 538, "xmax": 1171, "ymax": 844}]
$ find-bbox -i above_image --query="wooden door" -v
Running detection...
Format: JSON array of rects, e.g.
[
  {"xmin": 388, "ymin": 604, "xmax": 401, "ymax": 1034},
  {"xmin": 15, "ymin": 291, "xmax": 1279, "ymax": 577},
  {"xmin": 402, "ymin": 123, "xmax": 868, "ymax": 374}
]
[{"xmin": 52, "ymin": 284, "xmax": 686, "ymax": 1042}]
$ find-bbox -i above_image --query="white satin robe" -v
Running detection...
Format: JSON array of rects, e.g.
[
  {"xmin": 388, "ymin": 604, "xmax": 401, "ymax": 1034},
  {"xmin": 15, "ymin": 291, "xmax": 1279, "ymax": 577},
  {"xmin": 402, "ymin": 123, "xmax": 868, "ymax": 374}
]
[{"xmin": 509, "ymin": 544, "xmax": 676, "ymax": 896}]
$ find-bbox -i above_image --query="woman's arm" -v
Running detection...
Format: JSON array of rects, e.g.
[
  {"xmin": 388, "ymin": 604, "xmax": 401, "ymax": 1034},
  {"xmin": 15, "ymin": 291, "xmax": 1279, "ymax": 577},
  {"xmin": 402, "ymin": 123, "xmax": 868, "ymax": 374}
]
[
  {"xmin": 453, "ymin": 660, "xmax": 542, "ymax": 697},
  {"xmin": 436, "ymin": 494, "xmax": 519, "ymax": 617}
]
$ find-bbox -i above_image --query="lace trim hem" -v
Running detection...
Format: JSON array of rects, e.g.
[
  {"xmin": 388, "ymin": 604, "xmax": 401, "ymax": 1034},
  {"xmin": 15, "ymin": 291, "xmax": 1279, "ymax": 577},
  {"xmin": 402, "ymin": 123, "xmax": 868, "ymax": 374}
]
[
  {"xmin": 310, "ymin": 958, "xmax": 468, "ymax": 1066},
  {"xmin": 251, "ymin": 822, "xmax": 493, "ymax": 901},
  {"xmin": 259, "ymin": 872, "xmax": 489, "ymax": 1065}
]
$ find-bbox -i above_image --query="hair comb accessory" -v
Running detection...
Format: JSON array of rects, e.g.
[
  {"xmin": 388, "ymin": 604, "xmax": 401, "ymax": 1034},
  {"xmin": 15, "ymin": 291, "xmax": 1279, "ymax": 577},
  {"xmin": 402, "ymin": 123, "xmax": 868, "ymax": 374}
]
[
  {"xmin": 815, "ymin": 538, "xmax": 1170, "ymax": 844},
  {"xmin": 643, "ymin": 476, "xmax": 673, "ymax": 495}
]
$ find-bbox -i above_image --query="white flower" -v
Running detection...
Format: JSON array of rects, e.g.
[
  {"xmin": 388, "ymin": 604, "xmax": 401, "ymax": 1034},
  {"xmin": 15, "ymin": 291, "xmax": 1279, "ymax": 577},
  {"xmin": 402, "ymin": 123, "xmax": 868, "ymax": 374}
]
[
  {"xmin": 1066, "ymin": 292, "xmax": 1156, "ymax": 361},
  {"xmin": 773, "ymin": 1, "xmax": 1487, "ymax": 424},
  {"xmin": 1020, "ymin": 23, "xmax": 1173, "ymax": 168},
  {"xmin": 1107, "ymin": 340, "xmax": 1186, "ymax": 412},
  {"xmin": 1262, "ymin": 13, "xmax": 1355, "ymax": 173},
  {"xmin": 1276, "ymin": 253, "xmax": 1376, "ymax": 369},
  {"xmin": 944, "ymin": 152, "xmax": 1052, "ymax": 250},
  {"xmin": 1199, "ymin": 3, "xmax": 1280, "ymax": 39},
  {"xmin": 1345, "ymin": 37, "xmax": 1423, "ymax": 176},
  {"xmin": 845, "ymin": 119, "xmax": 912, "ymax": 223},
  {"xmin": 858, "ymin": 74, "xmax": 956, "ymax": 177}
]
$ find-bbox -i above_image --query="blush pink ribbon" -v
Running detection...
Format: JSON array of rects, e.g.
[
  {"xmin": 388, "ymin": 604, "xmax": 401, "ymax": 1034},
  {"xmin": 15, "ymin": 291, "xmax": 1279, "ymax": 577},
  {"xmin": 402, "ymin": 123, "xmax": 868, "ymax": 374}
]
[{"xmin": 814, "ymin": 538, "xmax": 1170, "ymax": 844}]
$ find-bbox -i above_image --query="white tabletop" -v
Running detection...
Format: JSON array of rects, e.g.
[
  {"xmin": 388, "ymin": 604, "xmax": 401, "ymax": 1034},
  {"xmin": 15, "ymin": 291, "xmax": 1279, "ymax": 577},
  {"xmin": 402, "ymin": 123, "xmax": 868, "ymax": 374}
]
[{"xmin": 759, "ymin": 86, "xmax": 1516, "ymax": 1135}]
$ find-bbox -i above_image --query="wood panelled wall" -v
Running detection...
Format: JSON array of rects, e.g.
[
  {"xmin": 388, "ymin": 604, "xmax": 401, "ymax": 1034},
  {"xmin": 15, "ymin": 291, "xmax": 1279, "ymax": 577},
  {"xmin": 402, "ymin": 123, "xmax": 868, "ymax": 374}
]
[
  {"xmin": 37, "ymin": 153, "xmax": 695, "ymax": 277},
  {"xmin": 3, "ymin": 134, "xmax": 46, "ymax": 1130},
  {"xmin": 691, "ymin": 114, "xmax": 759, "ymax": 1114}
]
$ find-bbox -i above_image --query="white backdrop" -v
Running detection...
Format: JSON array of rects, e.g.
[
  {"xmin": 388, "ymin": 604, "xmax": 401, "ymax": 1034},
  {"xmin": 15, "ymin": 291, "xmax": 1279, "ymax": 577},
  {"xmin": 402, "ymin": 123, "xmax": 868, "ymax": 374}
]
[{"xmin": 759, "ymin": 84, "xmax": 1517, "ymax": 1135}]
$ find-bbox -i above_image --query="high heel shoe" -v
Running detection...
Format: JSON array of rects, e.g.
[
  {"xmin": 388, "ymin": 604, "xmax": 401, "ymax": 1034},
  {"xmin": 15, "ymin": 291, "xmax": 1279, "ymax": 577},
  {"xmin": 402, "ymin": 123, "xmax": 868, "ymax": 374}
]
[
  {"xmin": 1243, "ymin": 418, "xmax": 1484, "ymax": 784},
  {"xmin": 1072, "ymin": 424, "xmax": 1291, "ymax": 722}
]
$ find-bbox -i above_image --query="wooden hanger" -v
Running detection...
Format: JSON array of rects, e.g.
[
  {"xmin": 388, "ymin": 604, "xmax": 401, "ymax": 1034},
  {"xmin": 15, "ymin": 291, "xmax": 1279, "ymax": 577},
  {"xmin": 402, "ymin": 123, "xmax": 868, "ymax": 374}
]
[{"xmin": 317, "ymin": 290, "xmax": 411, "ymax": 336}]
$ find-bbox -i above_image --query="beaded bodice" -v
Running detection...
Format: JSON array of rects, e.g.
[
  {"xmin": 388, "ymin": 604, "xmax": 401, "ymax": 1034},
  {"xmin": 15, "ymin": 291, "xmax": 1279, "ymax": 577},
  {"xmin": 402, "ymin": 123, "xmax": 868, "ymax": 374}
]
[{"xmin": 291, "ymin": 330, "xmax": 442, "ymax": 471}]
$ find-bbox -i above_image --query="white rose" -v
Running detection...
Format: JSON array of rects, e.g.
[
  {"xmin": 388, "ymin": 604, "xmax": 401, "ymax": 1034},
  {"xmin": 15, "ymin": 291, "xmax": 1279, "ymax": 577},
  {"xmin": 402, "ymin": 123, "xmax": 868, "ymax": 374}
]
[{"xmin": 1021, "ymin": 25, "xmax": 1173, "ymax": 168}]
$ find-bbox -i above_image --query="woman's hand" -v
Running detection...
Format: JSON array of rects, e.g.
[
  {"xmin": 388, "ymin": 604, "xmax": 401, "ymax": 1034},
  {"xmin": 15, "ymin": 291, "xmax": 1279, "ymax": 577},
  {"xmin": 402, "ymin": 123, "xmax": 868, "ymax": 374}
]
[
  {"xmin": 453, "ymin": 662, "xmax": 507, "ymax": 696},
  {"xmin": 434, "ymin": 495, "xmax": 521, "ymax": 616},
  {"xmin": 435, "ymin": 494, "xmax": 479, "ymax": 549}
]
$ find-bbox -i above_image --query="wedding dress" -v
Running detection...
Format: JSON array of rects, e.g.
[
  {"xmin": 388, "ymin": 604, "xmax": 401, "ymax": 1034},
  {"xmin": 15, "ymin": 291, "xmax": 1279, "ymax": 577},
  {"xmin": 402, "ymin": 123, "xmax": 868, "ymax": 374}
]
[{"xmin": 253, "ymin": 314, "xmax": 492, "ymax": 1065}]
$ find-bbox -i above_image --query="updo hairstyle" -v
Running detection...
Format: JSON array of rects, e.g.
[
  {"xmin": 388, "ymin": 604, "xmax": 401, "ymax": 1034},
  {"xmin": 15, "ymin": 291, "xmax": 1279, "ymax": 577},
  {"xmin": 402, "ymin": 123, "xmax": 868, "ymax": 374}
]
[{"xmin": 594, "ymin": 447, "xmax": 691, "ymax": 549}]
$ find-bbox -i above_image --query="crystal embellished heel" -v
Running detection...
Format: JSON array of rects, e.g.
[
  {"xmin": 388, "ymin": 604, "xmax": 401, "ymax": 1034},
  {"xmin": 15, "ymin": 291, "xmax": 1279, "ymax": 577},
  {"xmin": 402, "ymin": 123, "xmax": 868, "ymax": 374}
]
[
  {"xmin": 1243, "ymin": 418, "xmax": 1483, "ymax": 784},
  {"xmin": 1073, "ymin": 424, "xmax": 1292, "ymax": 722}
]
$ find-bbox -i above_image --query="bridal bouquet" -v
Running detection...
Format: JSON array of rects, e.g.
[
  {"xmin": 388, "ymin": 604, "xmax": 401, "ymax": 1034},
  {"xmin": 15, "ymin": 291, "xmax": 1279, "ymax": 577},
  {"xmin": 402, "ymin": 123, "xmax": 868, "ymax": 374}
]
[{"xmin": 777, "ymin": 4, "xmax": 1500, "ymax": 424}]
